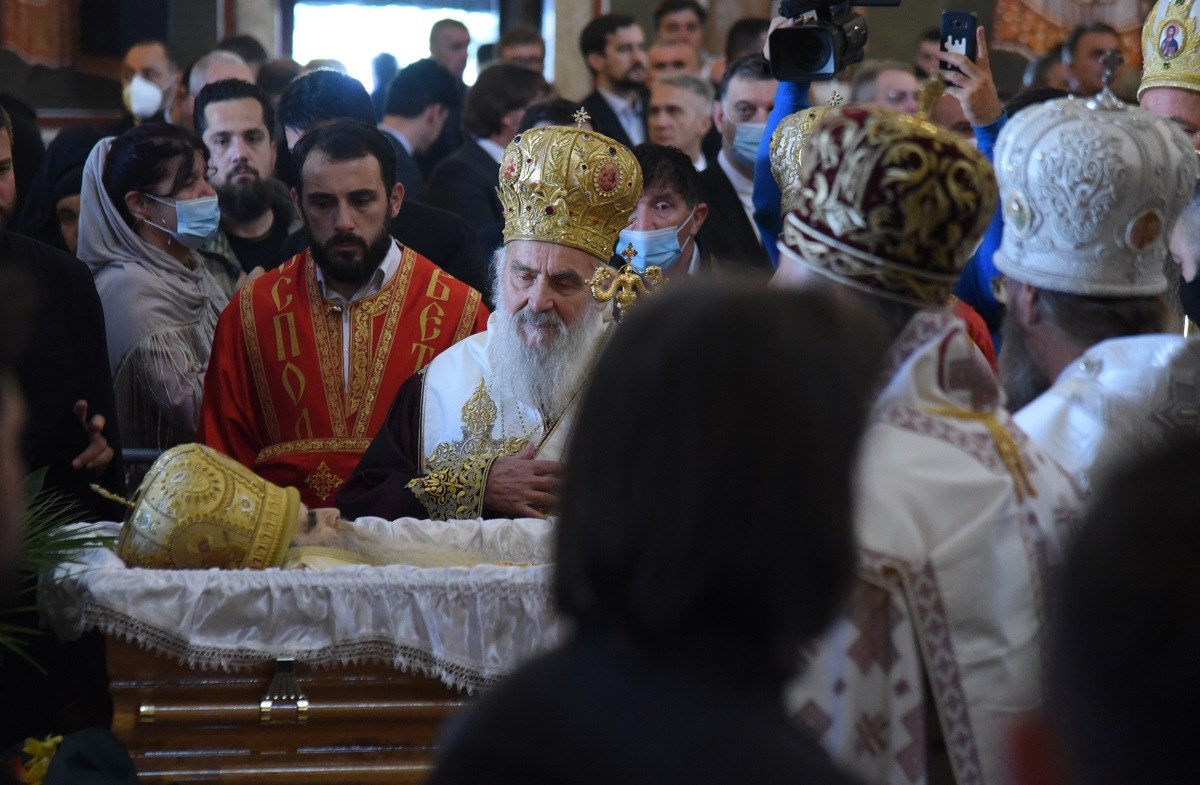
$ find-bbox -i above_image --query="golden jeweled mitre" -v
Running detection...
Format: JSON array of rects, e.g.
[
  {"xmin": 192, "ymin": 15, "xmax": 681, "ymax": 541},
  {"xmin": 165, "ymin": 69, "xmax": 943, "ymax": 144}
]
[
  {"xmin": 497, "ymin": 123, "xmax": 642, "ymax": 262},
  {"xmin": 116, "ymin": 444, "xmax": 299, "ymax": 570},
  {"xmin": 769, "ymin": 92, "xmax": 841, "ymax": 216},
  {"xmin": 1140, "ymin": 0, "xmax": 1200, "ymax": 99}
]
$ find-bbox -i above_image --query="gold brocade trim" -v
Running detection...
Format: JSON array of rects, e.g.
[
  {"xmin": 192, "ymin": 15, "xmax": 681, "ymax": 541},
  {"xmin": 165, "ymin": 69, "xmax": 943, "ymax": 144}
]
[
  {"xmin": 306, "ymin": 256, "xmax": 350, "ymax": 435},
  {"xmin": 239, "ymin": 271, "xmax": 282, "ymax": 443},
  {"xmin": 924, "ymin": 405, "xmax": 1037, "ymax": 502},
  {"xmin": 305, "ymin": 461, "xmax": 343, "ymax": 502},
  {"xmin": 463, "ymin": 378, "xmax": 498, "ymax": 437},
  {"xmin": 352, "ymin": 246, "xmax": 415, "ymax": 436},
  {"xmin": 409, "ymin": 379, "xmax": 528, "ymax": 519},
  {"xmin": 453, "ymin": 288, "xmax": 483, "ymax": 344},
  {"xmin": 254, "ymin": 437, "xmax": 371, "ymax": 463}
]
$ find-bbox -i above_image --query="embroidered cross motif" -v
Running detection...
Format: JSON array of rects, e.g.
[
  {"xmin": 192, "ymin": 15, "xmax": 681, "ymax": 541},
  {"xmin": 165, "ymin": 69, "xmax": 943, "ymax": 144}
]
[
  {"xmin": 305, "ymin": 461, "xmax": 342, "ymax": 501},
  {"xmin": 846, "ymin": 583, "xmax": 903, "ymax": 673}
]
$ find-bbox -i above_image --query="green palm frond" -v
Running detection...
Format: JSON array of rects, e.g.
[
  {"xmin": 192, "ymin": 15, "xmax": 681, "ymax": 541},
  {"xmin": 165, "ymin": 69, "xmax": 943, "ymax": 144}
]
[{"xmin": 0, "ymin": 468, "xmax": 115, "ymax": 670}]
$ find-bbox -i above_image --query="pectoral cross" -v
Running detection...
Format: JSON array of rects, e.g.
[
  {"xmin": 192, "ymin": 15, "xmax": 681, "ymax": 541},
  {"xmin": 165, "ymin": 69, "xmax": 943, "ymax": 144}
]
[{"xmin": 620, "ymin": 242, "xmax": 638, "ymax": 266}]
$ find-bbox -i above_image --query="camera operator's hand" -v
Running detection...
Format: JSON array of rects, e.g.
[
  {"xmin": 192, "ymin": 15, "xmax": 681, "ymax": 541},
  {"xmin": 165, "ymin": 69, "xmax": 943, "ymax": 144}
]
[
  {"xmin": 763, "ymin": 16, "xmax": 802, "ymax": 62},
  {"xmin": 937, "ymin": 27, "xmax": 1003, "ymax": 127}
]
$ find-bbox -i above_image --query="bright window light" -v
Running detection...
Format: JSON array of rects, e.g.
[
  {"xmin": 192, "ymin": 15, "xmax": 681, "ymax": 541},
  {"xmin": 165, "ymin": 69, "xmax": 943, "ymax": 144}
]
[{"xmin": 293, "ymin": 3, "xmax": 501, "ymax": 93}]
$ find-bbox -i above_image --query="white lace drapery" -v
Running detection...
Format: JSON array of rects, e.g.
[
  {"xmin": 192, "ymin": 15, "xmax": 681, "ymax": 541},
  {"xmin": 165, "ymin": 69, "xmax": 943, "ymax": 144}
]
[{"xmin": 40, "ymin": 517, "xmax": 561, "ymax": 693}]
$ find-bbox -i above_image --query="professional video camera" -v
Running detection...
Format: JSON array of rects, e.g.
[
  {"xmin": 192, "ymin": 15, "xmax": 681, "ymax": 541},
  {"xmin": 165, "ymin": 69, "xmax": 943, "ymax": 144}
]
[{"xmin": 769, "ymin": 0, "xmax": 901, "ymax": 81}]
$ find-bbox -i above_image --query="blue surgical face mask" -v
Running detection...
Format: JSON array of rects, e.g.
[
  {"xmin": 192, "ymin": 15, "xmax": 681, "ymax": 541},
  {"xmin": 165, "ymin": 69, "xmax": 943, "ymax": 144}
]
[
  {"xmin": 616, "ymin": 207, "xmax": 696, "ymax": 273},
  {"xmin": 144, "ymin": 193, "xmax": 221, "ymax": 249},
  {"xmin": 730, "ymin": 121, "xmax": 767, "ymax": 169}
]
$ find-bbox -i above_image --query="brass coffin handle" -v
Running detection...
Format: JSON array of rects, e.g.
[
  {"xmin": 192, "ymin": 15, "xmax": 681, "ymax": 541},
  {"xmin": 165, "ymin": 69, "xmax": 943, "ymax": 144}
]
[{"xmin": 259, "ymin": 658, "xmax": 310, "ymax": 724}]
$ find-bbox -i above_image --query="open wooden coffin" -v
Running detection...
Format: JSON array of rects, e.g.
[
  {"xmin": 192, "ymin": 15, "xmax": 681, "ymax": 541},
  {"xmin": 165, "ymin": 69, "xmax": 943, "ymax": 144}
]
[{"xmin": 44, "ymin": 517, "xmax": 558, "ymax": 783}]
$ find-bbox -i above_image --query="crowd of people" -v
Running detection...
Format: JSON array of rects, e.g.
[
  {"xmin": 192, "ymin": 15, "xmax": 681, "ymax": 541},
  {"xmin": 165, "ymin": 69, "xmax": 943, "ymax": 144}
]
[{"xmin": 1, "ymin": 1, "xmax": 1199, "ymax": 783}]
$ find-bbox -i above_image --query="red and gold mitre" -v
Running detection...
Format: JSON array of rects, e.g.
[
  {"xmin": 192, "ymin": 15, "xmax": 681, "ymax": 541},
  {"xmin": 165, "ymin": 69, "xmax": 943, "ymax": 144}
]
[
  {"xmin": 498, "ymin": 118, "xmax": 642, "ymax": 262},
  {"xmin": 778, "ymin": 105, "xmax": 996, "ymax": 308},
  {"xmin": 116, "ymin": 444, "xmax": 299, "ymax": 570}
]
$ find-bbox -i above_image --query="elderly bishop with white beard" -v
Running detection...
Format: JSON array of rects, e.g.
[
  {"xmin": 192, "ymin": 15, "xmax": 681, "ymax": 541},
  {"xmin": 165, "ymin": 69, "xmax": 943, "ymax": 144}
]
[{"xmin": 337, "ymin": 120, "xmax": 642, "ymax": 521}]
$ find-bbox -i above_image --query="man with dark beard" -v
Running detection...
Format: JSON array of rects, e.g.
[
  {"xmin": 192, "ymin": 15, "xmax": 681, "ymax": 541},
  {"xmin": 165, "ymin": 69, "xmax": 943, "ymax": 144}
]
[
  {"xmin": 994, "ymin": 89, "xmax": 1196, "ymax": 492},
  {"xmin": 197, "ymin": 120, "xmax": 488, "ymax": 508},
  {"xmin": 194, "ymin": 79, "xmax": 302, "ymax": 293},
  {"xmin": 337, "ymin": 122, "xmax": 643, "ymax": 521},
  {"xmin": 579, "ymin": 15, "xmax": 650, "ymax": 149}
]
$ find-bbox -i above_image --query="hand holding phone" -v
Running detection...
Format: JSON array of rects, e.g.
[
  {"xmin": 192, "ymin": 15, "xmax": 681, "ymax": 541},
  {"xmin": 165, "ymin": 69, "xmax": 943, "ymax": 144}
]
[
  {"xmin": 937, "ymin": 23, "xmax": 1003, "ymax": 127},
  {"xmin": 939, "ymin": 11, "xmax": 978, "ymax": 76}
]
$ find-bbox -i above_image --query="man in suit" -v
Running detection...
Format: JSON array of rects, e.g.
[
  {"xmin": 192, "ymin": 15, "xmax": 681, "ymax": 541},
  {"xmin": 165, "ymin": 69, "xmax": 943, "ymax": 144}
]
[
  {"xmin": 648, "ymin": 74, "xmax": 713, "ymax": 171},
  {"xmin": 579, "ymin": 15, "xmax": 649, "ymax": 149},
  {"xmin": 696, "ymin": 55, "xmax": 776, "ymax": 272},
  {"xmin": 276, "ymin": 69, "xmax": 492, "ymax": 302},
  {"xmin": 424, "ymin": 63, "xmax": 547, "ymax": 245},
  {"xmin": 378, "ymin": 59, "xmax": 461, "ymax": 198},
  {"xmin": 418, "ymin": 19, "xmax": 472, "ymax": 176}
]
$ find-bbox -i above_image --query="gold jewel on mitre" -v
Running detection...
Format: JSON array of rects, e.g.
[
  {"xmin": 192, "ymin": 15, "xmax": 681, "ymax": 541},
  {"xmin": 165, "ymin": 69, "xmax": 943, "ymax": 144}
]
[
  {"xmin": 1139, "ymin": 0, "xmax": 1200, "ymax": 98},
  {"xmin": 770, "ymin": 92, "xmax": 842, "ymax": 216},
  {"xmin": 497, "ymin": 113, "xmax": 643, "ymax": 262},
  {"xmin": 778, "ymin": 105, "xmax": 997, "ymax": 309},
  {"xmin": 113, "ymin": 443, "xmax": 299, "ymax": 570}
]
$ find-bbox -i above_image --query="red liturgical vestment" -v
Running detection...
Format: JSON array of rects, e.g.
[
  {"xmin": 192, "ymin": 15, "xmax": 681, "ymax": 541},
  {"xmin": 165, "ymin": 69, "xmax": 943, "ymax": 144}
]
[{"xmin": 198, "ymin": 246, "xmax": 488, "ymax": 507}]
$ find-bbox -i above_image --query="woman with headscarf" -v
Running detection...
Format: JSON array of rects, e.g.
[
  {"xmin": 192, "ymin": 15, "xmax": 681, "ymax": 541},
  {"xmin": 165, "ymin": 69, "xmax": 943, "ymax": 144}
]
[{"xmin": 77, "ymin": 123, "xmax": 227, "ymax": 449}]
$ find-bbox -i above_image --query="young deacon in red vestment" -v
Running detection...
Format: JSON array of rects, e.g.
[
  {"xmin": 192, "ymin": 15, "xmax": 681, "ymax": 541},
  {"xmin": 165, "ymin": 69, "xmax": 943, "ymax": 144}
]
[{"xmin": 198, "ymin": 120, "xmax": 487, "ymax": 507}]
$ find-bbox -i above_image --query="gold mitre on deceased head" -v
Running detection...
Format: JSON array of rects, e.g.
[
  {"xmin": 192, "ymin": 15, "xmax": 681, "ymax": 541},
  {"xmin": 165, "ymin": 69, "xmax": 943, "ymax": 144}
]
[
  {"xmin": 497, "ymin": 113, "xmax": 642, "ymax": 262},
  {"xmin": 1140, "ymin": 0, "xmax": 1200, "ymax": 98},
  {"xmin": 115, "ymin": 444, "xmax": 299, "ymax": 570},
  {"xmin": 769, "ymin": 93, "xmax": 842, "ymax": 216}
]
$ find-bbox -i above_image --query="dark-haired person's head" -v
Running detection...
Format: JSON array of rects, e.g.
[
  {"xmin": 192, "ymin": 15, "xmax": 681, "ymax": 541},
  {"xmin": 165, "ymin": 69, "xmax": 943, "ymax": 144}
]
[
  {"xmin": 715, "ymin": 55, "xmax": 776, "ymax": 177},
  {"xmin": 121, "ymin": 41, "xmax": 179, "ymax": 121},
  {"xmin": 290, "ymin": 120, "xmax": 401, "ymax": 294},
  {"xmin": 518, "ymin": 98, "xmax": 591, "ymax": 132},
  {"xmin": 372, "ymin": 52, "xmax": 399, "ymax": 85},
  {"xmin": 498, "ymin": 26, "xmax": 545, "ymax": 73},
  {"xmin": 915, "ymin": 27, "xmax": 942, "ymax": 78},
  {"xmin": 1009, "ymin": 438, "xmax": 1200, "ymax": 785},
  {"xmin": 53, "ymin": 164, "xmax": 85, "ymax": 255},
  {"xmin": 216, "ymin": 34, "xmax": 269, "ymax": 77},
  {"xmin": 462, "ymin": 63, "xmax": 548, "ymax": 145},
  {"xmin": 382, "ymin": 59, "xmax": 461, "ymax": 156},
  {"xmin": 385, "ymin": 59, "xmax": 460, "ymax": 119},
  {"xmin": 580, "ymin": 14, "xmax": 647, "ymax": 93},
  {"xmin": 724, "ymin": 17, "xmax": 770, "ymax": 64},
  {"xmin": 1062, "ymin": 22, "xmax": 1120, "ymax": 96},
  {"xmin": 1024, "ymin": 43, "xmax": 1068, "ymax": 91},
  {"xmin": 653, "ymin": 0, "xmax": 707, "ymax": 52},
  {"xmin": 620, "ymin": 143, "xmax": 707, "ymax": 275},
  {"xmin": 194, "ymin": 79, "xmax": 278, "ymax": 225},
  {"xmin": 0, "ymin": 106, "xmax": 14, "ymax": 230},
  {"xmin": 102, "ymin": 122, "xmax": 213, "ymax": 232},
  {"xmin": 556, "ymin": 280, "xmax": 885, "ymax": 679},
  {"xmin": 257, "ymin": 58, "xmax": 302, "ymax": 109},
  {"xmin": 277, "ymin": 69, "xmax": 375, "ymax": 152}
]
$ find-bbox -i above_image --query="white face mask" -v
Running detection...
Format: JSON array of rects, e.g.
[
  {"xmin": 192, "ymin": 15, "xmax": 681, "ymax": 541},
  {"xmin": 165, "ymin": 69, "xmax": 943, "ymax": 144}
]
[{"xmin": 123, "ymin": 74, "xmax": 165, "ymax": 120}]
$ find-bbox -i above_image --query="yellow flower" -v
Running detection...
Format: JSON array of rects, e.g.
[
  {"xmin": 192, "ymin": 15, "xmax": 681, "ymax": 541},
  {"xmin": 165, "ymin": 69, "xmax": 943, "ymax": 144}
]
[{"xmin": 19, "ymin": 735, "xmax": 62, "ymax": 785}]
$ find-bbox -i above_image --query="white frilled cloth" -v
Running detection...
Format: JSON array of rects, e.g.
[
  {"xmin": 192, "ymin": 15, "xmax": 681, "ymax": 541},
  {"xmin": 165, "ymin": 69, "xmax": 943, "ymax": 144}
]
[{"xmin": 40, "ymin": 517, "xmax": 560, "ymax": 693}]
